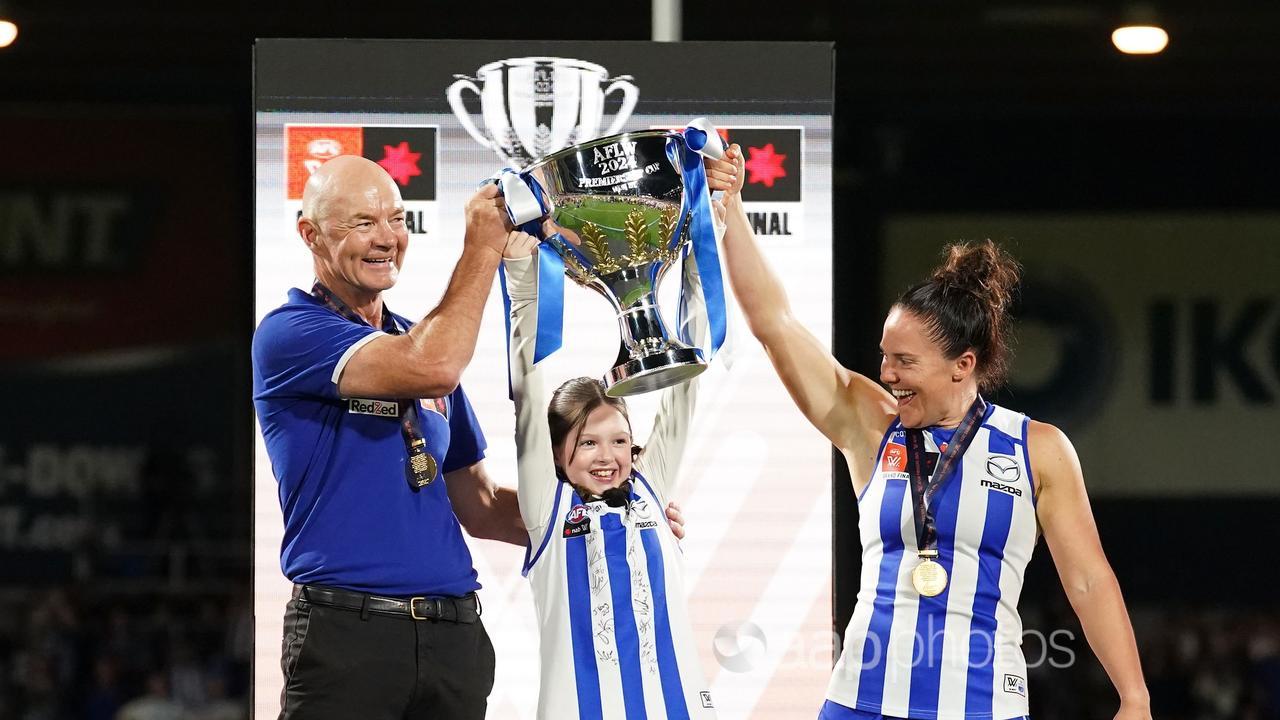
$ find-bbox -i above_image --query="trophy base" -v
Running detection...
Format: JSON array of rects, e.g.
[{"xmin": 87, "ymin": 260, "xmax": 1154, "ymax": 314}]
[{"xmin": 605, "ymin": 346, "xmax": 707, "ymax": 397}]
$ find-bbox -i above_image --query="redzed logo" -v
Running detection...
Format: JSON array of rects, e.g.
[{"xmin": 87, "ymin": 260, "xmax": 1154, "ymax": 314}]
[
  {"xmin": 349, "ymin": 398, "xmax": 399, "ymax": 417},
  {"xmin": 882, "ymin": 443, "xmax": 907, "ymax": 472}
]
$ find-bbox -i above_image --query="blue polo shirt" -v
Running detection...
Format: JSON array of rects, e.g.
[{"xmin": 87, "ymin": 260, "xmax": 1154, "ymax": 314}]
[{"xmin": 252, "ymin": 288, "xmax": 486, "ymax": 597}]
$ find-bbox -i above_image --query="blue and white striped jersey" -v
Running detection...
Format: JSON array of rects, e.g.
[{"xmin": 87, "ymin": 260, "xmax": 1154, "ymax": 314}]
[
  {"xmin": 826, "ymin": 404, "xmax": 1038, "ymax": 720},
  {"xmin": 504, "ymin": 252, "xmax": 715, "ymax": 720},
  {"xmin": 524, "ymin": 477, "xmax": 715, "ymax": 720}
]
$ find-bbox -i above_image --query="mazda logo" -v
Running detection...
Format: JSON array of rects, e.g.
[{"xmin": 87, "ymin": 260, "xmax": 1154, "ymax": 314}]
[{"xmin": 986, "ymin": 455, "xmax": 1021, "ymax": 482}]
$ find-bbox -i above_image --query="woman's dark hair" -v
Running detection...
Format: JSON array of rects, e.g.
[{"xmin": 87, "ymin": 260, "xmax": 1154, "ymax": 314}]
[
  {"xmin": 548, "ymin": 377, "xmax": 634, "ymax": 468},
  {"xmin": 895, "ymin": 239, "xmax": 1021, "ymax": 393}
]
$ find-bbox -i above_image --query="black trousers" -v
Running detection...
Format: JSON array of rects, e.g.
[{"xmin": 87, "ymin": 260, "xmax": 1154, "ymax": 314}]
[{"xmin": 279, "ymin": 592, "xmax": 496, "ymax": 719}]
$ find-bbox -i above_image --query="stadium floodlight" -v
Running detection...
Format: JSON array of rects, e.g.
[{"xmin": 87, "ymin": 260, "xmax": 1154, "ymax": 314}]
[
  {"xmin": 1112, "ymin": 26, "xmax": 1168, "ymax": 54},
  {"xmin": 0, "ymin": 0, "xmax": 17, "ymax": 49},
  {"xmin": 1112, "ymin": 4, "xmax": 1169, "ymax": 55}
]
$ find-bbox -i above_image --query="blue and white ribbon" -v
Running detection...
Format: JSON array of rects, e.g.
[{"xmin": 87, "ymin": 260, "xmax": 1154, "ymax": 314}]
[
  {"xmin": 494, "ymin": 170, "xmax": 565, "ymax": 366},
  {"xmin": 498, "ymin": 169, "xmax": 545, "ymax": 226},
  {"xmin": 675, "ymin": 118, "xmax": 728, "ymax": 356},
  {"xmin": 682, "ymin": 116, "xmax": 726, "ymax": 160},
  {"xmin": 495, "ymin": 117, "xmax": 729, "ymax": 374}
]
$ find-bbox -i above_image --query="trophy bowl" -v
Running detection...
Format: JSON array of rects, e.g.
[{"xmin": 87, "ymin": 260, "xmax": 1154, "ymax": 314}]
[{"xmin": 522, "ymin": 130, "xmax": 707, "ymax": 396}]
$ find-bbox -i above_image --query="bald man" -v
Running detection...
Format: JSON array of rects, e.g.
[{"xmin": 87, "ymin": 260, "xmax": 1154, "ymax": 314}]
[{"xmin": 252, "ymin": 156, "xmax": 524, "ymax": 719}]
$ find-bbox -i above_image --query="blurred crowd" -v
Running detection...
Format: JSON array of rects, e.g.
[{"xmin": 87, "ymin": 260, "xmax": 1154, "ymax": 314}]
[
  {"xmin": 1, "ymin": 587, "xmax": 1276, "ymax": 719},
  {"xmin": 1028, "ymin": 600, "xmax": 1280, "ymax": 720},
  {"xmin": 0, "ymin": 588, "xmax": 250, "ymax": 720}
]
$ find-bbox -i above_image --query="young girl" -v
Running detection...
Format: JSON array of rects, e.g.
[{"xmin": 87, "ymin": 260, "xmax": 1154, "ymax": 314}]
[{"xmin": 503, "ymin": 230, "xmax": 718, "ymax": 720}]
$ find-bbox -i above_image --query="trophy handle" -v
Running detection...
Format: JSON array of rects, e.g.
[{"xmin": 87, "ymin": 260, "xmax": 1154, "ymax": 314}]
[
  {"xmin": 601, "ymin": 76, "xmax": 639, "ymax": 137},
  {"xmin": 446, "ymin": 76, "xmax": 497, "ymax": 152}
]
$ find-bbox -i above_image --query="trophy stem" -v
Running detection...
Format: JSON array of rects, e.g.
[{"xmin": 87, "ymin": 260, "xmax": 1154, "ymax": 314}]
[
  {"xmin": 617, "ymin": 298, "xmax": 673, "ymax": 359},
  {"xmin": 605, "ymin": 295, "xmax": 707, "ymax": 397}
]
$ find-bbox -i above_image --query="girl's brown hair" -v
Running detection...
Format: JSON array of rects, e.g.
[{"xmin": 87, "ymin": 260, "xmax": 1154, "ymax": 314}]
[{"xmin": 548, "ymin": 377, "xmax": 634, "ymax": 468}]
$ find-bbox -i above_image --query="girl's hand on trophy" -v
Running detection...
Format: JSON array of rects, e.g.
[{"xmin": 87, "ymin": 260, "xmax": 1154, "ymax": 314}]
[
  {"xmin": 502, "ymin": 230, "xmax": 539, "ymax": 259},
  {"xmin": 543, "ymin": 218, "xmax": 577, "ymax": 245},
  {"xmin": 664, "ymin": 501, "xmax": 686, "ymax": 541},
  {"xmin": 711, "ymin": 199, "xmax": 728, "ymax": 226}
]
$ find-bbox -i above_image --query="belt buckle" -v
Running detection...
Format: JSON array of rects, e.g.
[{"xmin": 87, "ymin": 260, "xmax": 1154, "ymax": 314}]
[{"xmin": 409, "ymin": 596, "xmax": 441, "ymax": 621}]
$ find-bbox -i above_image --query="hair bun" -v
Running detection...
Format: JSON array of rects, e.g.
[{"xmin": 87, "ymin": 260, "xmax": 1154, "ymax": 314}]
[
  {"xmin": 932, "ymin": 239, "xmax": 1021, "ymax": 316},
  {"xmin": 897, "ymin": 239, "xmax": 1022, "ymax": 392}
]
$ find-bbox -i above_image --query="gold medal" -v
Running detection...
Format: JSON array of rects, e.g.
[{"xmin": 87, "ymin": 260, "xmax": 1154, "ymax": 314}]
[
  {"xmin": 911, "ymin": 551, "xmax": 948, "ymax": 597},
  {"xmin": 408, "ymin": 439, "xmax": 438, "ymax": 489}
]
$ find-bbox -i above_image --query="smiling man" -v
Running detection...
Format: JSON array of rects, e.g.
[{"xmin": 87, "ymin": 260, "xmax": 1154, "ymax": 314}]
[{"xmin": 252, "ymin": 155, "xmax": 527, "ymax": 720}]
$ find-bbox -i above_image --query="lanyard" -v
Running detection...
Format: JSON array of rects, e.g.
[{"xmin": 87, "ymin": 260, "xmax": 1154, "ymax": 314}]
[
  {"xmin": 311, "ymin": 282, "xmax": 438, "ymax": 490},
  {"xmin": 904, "ymin": 395, "xmax": 988, "ymax": 552}
]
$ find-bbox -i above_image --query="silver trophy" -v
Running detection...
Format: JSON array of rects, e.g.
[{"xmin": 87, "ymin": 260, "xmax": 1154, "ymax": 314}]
[
  {"xmin": 518, "ymin": 130, "xmax": 712, "ymax": 396},
  {"xmin": 447, "ymin": 57, "xmax": 639, "ymax": 168}
]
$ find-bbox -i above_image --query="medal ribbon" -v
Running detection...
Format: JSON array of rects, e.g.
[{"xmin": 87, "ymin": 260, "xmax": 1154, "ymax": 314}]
[
  {"xmin": 905, "ymin": 395, "xmax": 989, "ymax": 553},
  {"xmin": 311, "ymin": 282, "xmax": 437, "ymax": 491}
]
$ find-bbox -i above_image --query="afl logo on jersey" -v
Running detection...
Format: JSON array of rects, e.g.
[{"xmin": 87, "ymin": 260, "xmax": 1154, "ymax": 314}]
[
  {"xmin": 563, "ymin": 504, "xmax": 592, "ymax": 537},
  {"xmin": 882, "ymin": 442, "xmax": 908, "ymax": 473}
]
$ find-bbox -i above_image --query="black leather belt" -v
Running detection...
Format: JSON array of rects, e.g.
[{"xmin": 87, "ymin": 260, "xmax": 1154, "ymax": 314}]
[{"xmin": 295, "ymin": 584, "xmax": 481, "ymax": 623}]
